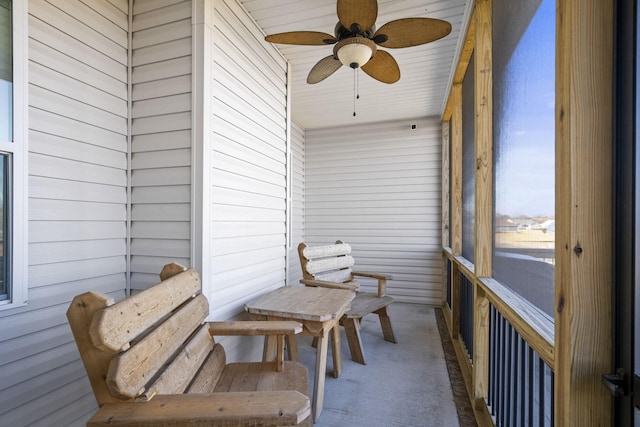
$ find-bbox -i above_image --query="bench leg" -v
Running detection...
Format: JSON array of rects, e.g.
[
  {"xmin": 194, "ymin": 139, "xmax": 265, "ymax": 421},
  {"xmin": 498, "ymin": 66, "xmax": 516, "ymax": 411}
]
[
  {"xmin": 286, "ymin": 334, "xmax": 300, "ymax": 361},
  {"xmin": 343, "ymin": 317, "xmax": 366, "ymax": 365},
  {"xmin": 262, "ymin": 335, "xmax": 277, "ymax": 361},
  {"xmin": 374, "ymin": 306, "xmax": 397, "ymax": 343},
  {"xmin": 265, "ymin": 334, "xmax": 302, "ymax": 364}
]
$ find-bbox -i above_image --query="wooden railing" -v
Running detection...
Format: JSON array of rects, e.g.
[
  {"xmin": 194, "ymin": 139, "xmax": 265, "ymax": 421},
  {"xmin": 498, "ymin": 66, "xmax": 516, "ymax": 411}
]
[
  {"xmin": 487, "ymin": 305, "xmax": 554, "ymax": 426},
  {"xmin": 443, "ymin": 248, "xmax": 555, "ymax": 426},
  {"xmin": 445, "ymin": 258, "xmax": 452, "ymax": 309},
  {"xmin": 459, "ymin": 272, "xmax": 474, "ymax": 361}
]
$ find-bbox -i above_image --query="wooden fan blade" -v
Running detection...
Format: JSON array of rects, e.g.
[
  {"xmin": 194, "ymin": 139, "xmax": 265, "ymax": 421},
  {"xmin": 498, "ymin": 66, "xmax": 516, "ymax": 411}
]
[
  {"xmin": 373, "ymin": 18, "xmax": 452, "ymax": 48},
  {"xmin": 307, "ymin": 55, "xmax": 343, "ymax": 84},
  {"xmin": 337, "ymin": 0, "xmax": 378, "ymax": 33},
  {"xmin": 361, "ymin": 50, "xmax": 400, "ymax": 84},
  {"xmin": 265, "ymin": 31, "xmax": 337, "ymax": 46}
]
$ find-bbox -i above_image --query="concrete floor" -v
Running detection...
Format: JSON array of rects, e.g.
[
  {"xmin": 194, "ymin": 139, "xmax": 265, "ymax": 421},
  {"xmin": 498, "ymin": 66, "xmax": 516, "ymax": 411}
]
[{"xmin": 296, "ymin": 303, "xmax": 460, "ymax": 427}]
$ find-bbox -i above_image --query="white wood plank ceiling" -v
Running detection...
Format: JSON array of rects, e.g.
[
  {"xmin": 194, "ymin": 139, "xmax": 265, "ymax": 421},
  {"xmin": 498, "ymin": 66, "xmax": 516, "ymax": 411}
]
[{"xmin": 240, "ymin": 0, "xmax": 472, "ymax": 129}]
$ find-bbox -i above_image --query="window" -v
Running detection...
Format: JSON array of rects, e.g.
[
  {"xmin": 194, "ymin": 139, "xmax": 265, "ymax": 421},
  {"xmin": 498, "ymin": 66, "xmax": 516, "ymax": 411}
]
[
  {"xmin": 492, "ymin": 0, "xmax": 555, "ymax": 317},
  {"xmin": 0, "ymin": 0, "xmax": 11, "ymax": 142},
  {"xmin": 0, "ymin": 0, "xmax": 26, "ymax": 309},
  {"xmin": 0, "ymin": 156, "xmax": 9, "ymax": 301}
]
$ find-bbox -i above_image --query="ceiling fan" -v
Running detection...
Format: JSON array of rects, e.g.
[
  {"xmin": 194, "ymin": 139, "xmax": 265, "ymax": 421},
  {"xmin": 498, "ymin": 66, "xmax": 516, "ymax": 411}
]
[{"xmin": 264, "ymin": 0, "xmax": 452, "ymax": 84}]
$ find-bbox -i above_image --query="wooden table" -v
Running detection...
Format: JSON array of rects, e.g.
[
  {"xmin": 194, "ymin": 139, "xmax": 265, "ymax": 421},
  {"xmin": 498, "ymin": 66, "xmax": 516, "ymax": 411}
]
[{"xmin": 245, "ymin": 286, "xmax": 355, "ymax": 422}]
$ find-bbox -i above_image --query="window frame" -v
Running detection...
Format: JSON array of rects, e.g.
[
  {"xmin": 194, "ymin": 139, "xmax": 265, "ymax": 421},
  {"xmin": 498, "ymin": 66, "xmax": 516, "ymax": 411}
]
[{"xmin": 0, "ymin": 0, "xmax": 27, "ymax": 311}]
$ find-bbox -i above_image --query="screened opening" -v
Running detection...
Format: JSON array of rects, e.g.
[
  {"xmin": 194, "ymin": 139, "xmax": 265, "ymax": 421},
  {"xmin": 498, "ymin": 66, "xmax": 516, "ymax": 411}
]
[
  {"xmin": 448, "ymin": 122, "xmax": 452, "ymax": 249},
  {"xmin": 462, "ymin": 52, "xmax": 475, "ymax": 263},
  {"xmin": 492, "ymin": 0, "xmax": 556, "ymax": 317}
]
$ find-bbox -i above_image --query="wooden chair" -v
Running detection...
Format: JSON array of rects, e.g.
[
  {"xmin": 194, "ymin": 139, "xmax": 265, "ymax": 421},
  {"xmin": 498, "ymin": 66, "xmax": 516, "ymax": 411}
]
[
  {"xmin": 67, "ymin": 263, "xmax": 311, "ymax": 427},
  {"xmin": 297, "ymin": 241, "xmax": 396, "ymax": 365}
]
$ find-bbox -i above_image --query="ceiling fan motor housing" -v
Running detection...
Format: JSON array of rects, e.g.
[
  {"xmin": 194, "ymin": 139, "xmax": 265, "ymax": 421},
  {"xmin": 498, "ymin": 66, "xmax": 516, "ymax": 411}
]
[{"xmin": 334, "ymin": 22, "xmax": 376, "ymax": 40}]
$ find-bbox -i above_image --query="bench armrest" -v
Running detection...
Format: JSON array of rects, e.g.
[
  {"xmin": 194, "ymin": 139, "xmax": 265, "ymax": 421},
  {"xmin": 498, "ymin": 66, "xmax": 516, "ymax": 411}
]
[
  {"xmin": 352, "ymin": 271, "xmax": 393, "ymax": 281},
  {"xmin": 208, "ymin": 321, "xmax": 302, "ymax": 371},
  {"xmin": 88, "ymin": 391, "xmax": 311, "ymax": 427},
  {"xmin": 300, "ymin": 278, "xmax": 359, "ymax": 292},
  {"xmin": 208, "ymin": 321, "xmax": 303, "ymax": 336},
  {"xmin": 352, "ymin": 271, "xmax": 392, "ymax": 297}
]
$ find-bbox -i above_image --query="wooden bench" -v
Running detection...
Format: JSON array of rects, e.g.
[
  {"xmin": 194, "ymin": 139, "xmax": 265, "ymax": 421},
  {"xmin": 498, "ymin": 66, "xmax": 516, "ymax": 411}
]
[
  {"xmin": 298, "ymin": 241, "xmax": 396, "ymax": 365},
  {"xmin": 67, "ymin": 264, "xmax": 311, "ymax": 427}
]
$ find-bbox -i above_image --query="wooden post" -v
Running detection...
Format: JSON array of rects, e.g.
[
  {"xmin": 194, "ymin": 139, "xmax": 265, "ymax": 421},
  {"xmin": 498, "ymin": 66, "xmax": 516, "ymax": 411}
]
[
  {"xmin": 450, "ymin": 83, "xmax": 463, "ymax": 341},
  {"xmin": 472, "ymin": 0, "xmax": 492, "ymax": 408},
  {"xmin": 473, "ymin": 0, "xmax": 492, "ymax": 279},
  {"xmin": 442, "ymin": 120, "xmax": 450, "ymax": 252},
  {"xmin": 555, "ymin": 0, "xmax": 614, "ymax": 424},
  {"xmin": 441, "ymin": 121, "xmax": 451, "ymax": 308},
  {"xmin": 451, "ymin": 84, "xmax": 463, "ymax": 257}
]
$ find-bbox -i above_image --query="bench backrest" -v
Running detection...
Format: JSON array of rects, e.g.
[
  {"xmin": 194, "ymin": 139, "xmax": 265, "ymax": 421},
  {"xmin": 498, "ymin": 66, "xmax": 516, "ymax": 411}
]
[
  {"xmin": 298, "ymin": 241, "xmax": 356, "ymax": 284},
  {"xmin": 67, "ymin": 268, "xmax": 221, "ymax": 407}
]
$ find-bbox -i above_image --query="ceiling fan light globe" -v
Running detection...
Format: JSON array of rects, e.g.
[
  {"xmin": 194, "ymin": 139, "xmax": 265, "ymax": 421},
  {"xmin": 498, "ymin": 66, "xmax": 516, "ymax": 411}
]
[{"xmin": 337, "ymin": 43, "xmax": 373, "ymax": 68}]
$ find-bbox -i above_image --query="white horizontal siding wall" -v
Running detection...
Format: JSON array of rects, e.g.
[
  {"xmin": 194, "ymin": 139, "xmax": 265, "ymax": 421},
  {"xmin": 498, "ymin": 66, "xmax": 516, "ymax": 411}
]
[
  {"xmin": 305, "ymin": 118, "xmax": 442, "ymax": 304},
  {"xmin": 0, "ymin": 0, "xmax": 290, "ymax": 423},
  {"xmin": 205, "ymin": 0, "xmax": 288, "ymax": 325},
  {"xmin": 0, "ymin": 0, "xmax": 129, "ymax": 425},
  {"xmin": 186, "ymin": 0, "xmax": 289, "ymax": 363},
  {"xmin": 288, "ymin": 120, "xmax": 305, "ymax": 285},
  {"xmin": 130, "ymin": 0, "xmax": 193, "ymax": 291}
]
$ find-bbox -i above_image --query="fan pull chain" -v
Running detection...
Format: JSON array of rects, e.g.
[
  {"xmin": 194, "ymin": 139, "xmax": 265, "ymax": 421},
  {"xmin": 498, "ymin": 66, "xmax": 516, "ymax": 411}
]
[{"xmin": 353, "ymin": 68, "xmax": 360, "ymax": 117}]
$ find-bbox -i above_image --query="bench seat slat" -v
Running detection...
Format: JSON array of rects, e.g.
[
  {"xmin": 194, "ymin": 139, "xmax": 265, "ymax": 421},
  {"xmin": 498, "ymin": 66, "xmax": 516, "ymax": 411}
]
[
  {"xmin": 141, "ymin": 324, "xmax": 214, "ymax": 401},
  {"xmin": 187, "ymin": 343, "xmax": 226, "ymax": 394},
  {"xmin": 215, "ymin": 361, "xmax": 309, "ymax": 396},
  {"xmin": 314, "ymin": 269, "xmax": 354, "ymax": 284},
  {"xmin": 90, "ymin": 269, "xmax": 201, "ymax": 353},
  {"xmin": 302, "ymin": 243, "xmax": 351, "ymax": 259},
  {"xmin": 306, "ymin": 256, "xmax": 354, "ymax": 275},
  {"xmin": 87, "ymin": 391, "xmax": 311, "ymax": 427},
  {"xmin": 107, "ymin": 294, "xmax": 210, "ymax": 399},
  {"xmin": 343, "ymin": 294, "xmax": 394, "ymax": 319}
]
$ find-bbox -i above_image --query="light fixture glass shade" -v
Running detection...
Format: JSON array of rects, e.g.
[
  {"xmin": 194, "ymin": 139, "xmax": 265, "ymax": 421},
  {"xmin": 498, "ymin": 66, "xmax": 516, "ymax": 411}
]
[{"xmin": 337, "ymin": 43, "xmax": 373, "ymax": 68}]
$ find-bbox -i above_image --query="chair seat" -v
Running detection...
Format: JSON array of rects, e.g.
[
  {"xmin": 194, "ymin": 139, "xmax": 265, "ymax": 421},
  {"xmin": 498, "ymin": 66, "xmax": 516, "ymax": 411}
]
[
  {"xmin": 215, "ymin": 361, "xmax": 309, "ymax": 396},
  {"xmin": 344, "ymin": 293, "xmax": 394, "ymax": 319}
]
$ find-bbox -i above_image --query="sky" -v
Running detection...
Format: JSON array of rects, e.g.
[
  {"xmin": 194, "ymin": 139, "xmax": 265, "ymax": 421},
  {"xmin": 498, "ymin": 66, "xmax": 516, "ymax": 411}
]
[
  {"xmin": 0, "ymin": 81, "xmax": 11, "ymax": 142},
  {"xmin": 494, "ymin": 0, "xmax": 555, "ymax": 218}
]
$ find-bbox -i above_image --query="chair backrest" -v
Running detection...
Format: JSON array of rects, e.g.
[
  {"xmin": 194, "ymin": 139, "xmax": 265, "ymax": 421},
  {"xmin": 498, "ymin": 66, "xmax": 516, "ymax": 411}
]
[
  {"xmin": 67, "ymin": 268, "xmax": 218, "ymax": 406},
  {"xmin": 298, "ymin": 241, "xmax": 356, "ymax": 284}
]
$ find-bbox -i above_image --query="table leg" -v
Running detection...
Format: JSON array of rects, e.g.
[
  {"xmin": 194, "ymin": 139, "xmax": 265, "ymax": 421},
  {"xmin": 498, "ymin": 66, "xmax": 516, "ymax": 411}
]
[
  {"xmin": 331, "ymin": 325, "xmax": 342, "ymax": 378},
  {"xmin": 312, "ymin": 330, "xmax": 329, "ymax": 422}
]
